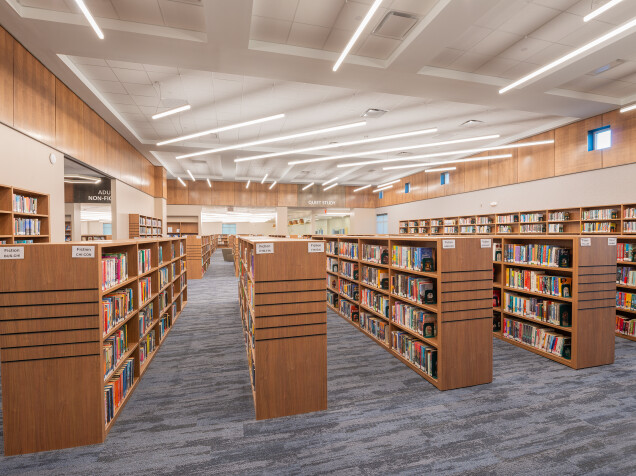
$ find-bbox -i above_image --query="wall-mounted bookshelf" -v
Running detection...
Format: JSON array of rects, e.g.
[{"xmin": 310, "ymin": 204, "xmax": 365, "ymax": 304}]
[
  {"xmin": 129, "ymin": 214, "xmax": 163, "ymax": 239},
  {"xmin": 320, "ymin": 234, "xmax": 493, "ymax": 391},
  {"xmin": 185, "ymin": 235, "xmax": 216, "ymax": 280},
  {"xmin": 167, "ymin": 221, "xmax": 198, "ymax": 237},
  {"xmin": 82, "ymin": 234, "xmax": 112, "ymax": 241},
  {"xmin": 0, "ymin": 184, "xmax": 50, "ymax": 245},
  {"xmin": 0, "ymin": 237, "xmax": 188, "ymax": 455},
  {"xmin": 238, "ymin": 236, "xmax": 327, "ymax": 419},
  {"xmin": 617, "ymin": 236, "xmax": 636, "ymax": 342}
]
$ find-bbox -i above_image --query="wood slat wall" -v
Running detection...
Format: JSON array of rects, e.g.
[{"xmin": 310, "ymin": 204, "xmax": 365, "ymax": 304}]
[{"xmin": 0, "ymin": 25, "xmax": 163, "ymax": 198}]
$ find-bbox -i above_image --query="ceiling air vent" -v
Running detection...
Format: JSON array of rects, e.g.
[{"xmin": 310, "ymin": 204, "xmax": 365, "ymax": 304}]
[
  {"xmin": 372, "ymin": 11, "xmax": 419, "ymax": 40},
  {"xmin": 362, "ymin": 108, "xmax": 388, "ymax": 119},
  {"xmin": 588, "ymin": 59, "xmax": 625, "ymax": 76}
]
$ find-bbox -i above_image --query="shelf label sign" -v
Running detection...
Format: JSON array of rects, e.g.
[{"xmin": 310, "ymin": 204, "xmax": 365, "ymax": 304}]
[
  {"xmin": 580, "ymin": 238, "xmax": 592, "ymax": 247},
  {"xmin": 442, "ymin": 239, "xmax": 455, "ymax": 249},
  {"xmin": 480, "ymin": 239, "xmax": 492, "ymax": 248},
  {"xmin": 608, "ymin": 237, "xmax": 617, "ymax": 246},
  {"xmin": 256, "ymin": 243, "xmax": 274, "ymax": 254},
  {"xmin": 72, "ymin": 246, "xmax": 95, "ymax": 258},
  {"xmin": 0, "ymin": 247, "xmax": 24, "ymax": 260},
  {"xmin": 308, "ymin": 242, "xmax": 324, "ymax": 253}
]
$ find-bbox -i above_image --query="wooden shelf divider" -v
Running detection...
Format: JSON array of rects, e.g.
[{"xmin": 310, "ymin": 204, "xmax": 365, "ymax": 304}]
[
  {"xmin": 185, "ymin": 234, "xmax": 216, "ymax": 280},
  {"xmin": 0, "ymin": 183, "xmax": 50, "ymax": 245}
]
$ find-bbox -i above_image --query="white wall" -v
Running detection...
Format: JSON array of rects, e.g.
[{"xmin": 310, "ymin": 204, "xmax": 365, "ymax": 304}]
[
  {"xmin": 0, "ymin": 123, "xmax": 64, "ymax": 242},
  {"xmin": 350, "ymin": 208, "xmax": 376, "ymax": 234},
  {"xmin": 201, "ymin": 221, "xmax": 274, "ymax": 235},
  {"xmin": 377, "ymin": 163, "xmax": 636, "ymax": 234},
  {"xmin": 111, "ymin": 179, "xmax": 155, "ymax": 240}
]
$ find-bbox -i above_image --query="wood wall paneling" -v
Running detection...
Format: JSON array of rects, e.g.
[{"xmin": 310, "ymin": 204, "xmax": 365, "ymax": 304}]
[
  {"xmin": 0, "ymin": 27, "xmax": 14, "ymax": 126},
  {"xmin": 154, "ymin": 166, "xmax": 167, "ymax": 199},
  {"xmin": 464, "ymin": 157, "xmax": 490, "ymax": 192},
  {"xmin": 345, "ymin": 187, "xmax": 377, "ymax": 208},
  {"xmin": 427, "ymin": 171, "xmax": 445, "ymax": 199},
  {"xmin": 602, "ymin": 109, "xmax": 636, "ymax": 167},
  {"xmin": 554, "ymin": 115, "xmax": 603, "ymax": 175},
  {"xmin": 209, "ymin": 181, "xmax": 235, "ymax": 205},
  {"xmin": 408, "ymin": 171, "xmax": 428, "ymax": 203},
  {"xmin": 13, "ymin": 42, "xmax": 56, "ymax": 147},
  {"xmin": 82, "ymin": 104, "xmax": 107, "ymax": 175},
  {"xmin": 444, "ymin": 164, "xmax": 464, "ymax": 196},
  {"xmin": 167, "ymin": 178, "xmax": 188, "ymax": 204},
  {"xmin": 55, "ymin": 80, "xmax": 84, "ymax": 160},
  {"xmin": 488, "ymin": 148, "xmax": 518, "ymax": 187},
  {"xmin": 277, "ymin": 183, "xmax": 298, "ymax": 207},
  {"xmin": 233, "ymin": 182, "xmax": 277, "ymax": 207},
  {"xmin": 187, "ymin": 180, "xmax": 211, "ymax": 205},
  {"xmin": 516, "ymin": 131, "xmax": 555, "ymax": 182}
]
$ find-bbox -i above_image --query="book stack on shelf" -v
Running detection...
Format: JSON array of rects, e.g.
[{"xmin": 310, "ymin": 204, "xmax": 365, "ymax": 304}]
[
  {"xmin": 316, "ymin": 235, "xmax": 493, "ymax": 391},
  {"xmin": 0, "ymin": 237, "xmax": 187, "ymax": 455},
  {"xmin": 65, "ymin": 219, "xmax": 72, "ymax": 242},
  {"xmin": 616, "ymin": 238, "xmax": 636, "ymax": 341},
  {"xmin": 185, "ymin": 235, "xmax": 216, "ymax": 279},
  {"xmin": 82, "ymin": 234, "xmax": 112, "ymax": 241},
  {"xmin": 167, "ymin": 221, "xmax": 198, "ymax": 237},
  {"xmin": 430, "ymin": 219, "xmax": 443, "ymax": 235},
  {"xmin": 129, "ymin": 214, "xmax": 163, "ymax": 239},
  {"xmin": 0, "ymin": 184, "xmax": 50, "ymax": 244},
  {"xmin": 237, "ymin": 236, "xmax": 327, "ymax": 419},
  {"xmin": 519, "ymin": 211, "xmax": 546, "ymax": 234},
  {"xmin": 623, "ymin": 205, "xmax": 636, "ymax": 234},
  {"xmin": 496, "ymin": 214, "xmax": 519, "ymax": 234},
  {"xmin": 547, "ymin": 208, "xmax": 581, "ymax": 234},
  {"xmin": 580, "ymin": 206, "xmax": 619, "ymax": 234}
]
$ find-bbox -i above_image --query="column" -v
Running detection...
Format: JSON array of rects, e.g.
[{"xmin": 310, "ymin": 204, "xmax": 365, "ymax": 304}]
[{"xmin": 275, "ymin": 206, "xmax": 288, "ymax": 235}]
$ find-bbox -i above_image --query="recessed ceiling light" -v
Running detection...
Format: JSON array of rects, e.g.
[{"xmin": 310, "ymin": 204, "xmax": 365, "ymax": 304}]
[
  {"xmin": 589, "ymin": 59, "xmax": 625, "ymax": 76},
  {"xmin": 152, "ymin": 104, "xmax": 191, "ymax": 120},
  {"xmin": 361, "ymin": 108, "xmax": 388, "ymax": 119},
  {"xmin": 584, "ymin": 0, "xmax": 623, "ymax": 22},
  {"xmin": 74, "ymin": 0, "xmax": 104, "ymax": 39},
  {"xmin": 323, "ymin": 183, "xmax": 338, "ymax": 191},
  {"xmin": 353, "ymin": 184, "xmax": 372, "ymax": 192},
  {"xmin": 333, "ymin": 0, "xmax": 384, "ymax": 71}
]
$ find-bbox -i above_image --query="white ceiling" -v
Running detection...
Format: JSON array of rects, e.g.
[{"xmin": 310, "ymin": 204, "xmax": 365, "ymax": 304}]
[{"xmin": 2, "ymin": 0, "xmax": 636, "ymax": 187}]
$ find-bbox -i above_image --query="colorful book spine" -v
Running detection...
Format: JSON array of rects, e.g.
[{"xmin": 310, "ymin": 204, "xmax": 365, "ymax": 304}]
[
  {"xmin": 476, "ymin": 216, "xmax": 493, "ymax": 224},
  {"xmin": 339, "ymin": 278, "xmax": 358, "ymax": 300},
  {"xmin": 617, "ymin": 266, "xmax": 636, "ymax": 286},
  {"xmin": 497, "ymin": 214, "xmax": 518, "ymax": 223},
  {"xmin": 617, "ymin": 291, "xmax": 636, "ymax": 311},
  {"xmin": 616, "ymin": 314, "xmax": 636, "ymax": 337},
  {"xmin": 326, "ymin": 241, "xmax": 338, "ymax": 255},
  {"xmin": 139, "ymin": 330, "xmax": 156, "ymax": 365},
  {"xmin": 138, "ymin": 248, "xmax": 152, "ymax": 273},
  {"xmin": 391, "ymin": 245, "xmax": 435, "ymax": 272},
  {"xmin": 360, "ymin": 312, "xmax": 389, "ymax": 344},
  {"xmin": 159, "ymin": 290, "xmax": 169, "ymax": 311},
  {"xmin": 159, "ymin": 314, "xmax": 170, "ymax": 340},
  {"xmin": 582, "ymin": 208, "xmax": 618, "ymax": 220},
  {"xmin": 340, "ymin": 260, "xmax": 358, "ymax": 280},
  {"xmin": 459, "ymin": 217, "xmax": 475, "ymax": 225},
  {"xmin": 582, "ymin": 222, "xmax": 617, "ymax": 233},
  {"xmin": 392, "ymin": 301, "xmax": 436, "ymax": 338},
  {"xmin": 361, "ymin": 265, "xmax": 388, "ymax": 289},
  {"xmin": 392, "ymin": 273, "xmax": 436, "ymax": 305},
  {"xmin": 625, "ymin": 207, "xmax": 636, "ymax": 218},
  {"xmin": 503, "ymin": 244, "xmax": 571, "ymax": 268},
  {"xmin": 102, "ymin": 288, "xmax": 134, "ymax": 335},
  {"xmin": 339, "ymin": 241, "xmax": 358, "ymax": 259},
  {"xmin": 504, "ymin": 292, "xmax": 572, "ymax": 327},
  {"xmin": 520, "ymin": 224, "xmax": 546, "ymax": 233},
  {"xmin": 159, "ymin": 266, "xmax": 169, "ymax": 289},
  {"xmin": 549, "ymin": 211, "xmax": 570, "ymax": 221},
  {"xmin": 327, "ymin": 257, "xmax": 338, "ymax": 273},
  {"xmin": 139, "ymin": 277, "xmax": 151, "ymax": 304},
  {"xmin": 102, "ymin": 252, "xmax": 128, "ymax": 290},
  {"xmin": 502, "ymin": 317, "xmax": 571, "ymax": 359},
  {"xmin": 624, "ymin": 222, "xmax": 636, "ymax": 233},
  {"xmin": 327, "ymin": 290, "xmax": 338, "ymax": 308},
  {"xmin": 361, "ymin": 287, "xmax": 389, "ymax": 317},
  {"xmin": 104, "ymin": 358, "xmax": 134, "ymax": 424},
  {"xmin": 139, "ymin": 302, "xmax": 154, "ymax": 337},
  {"xmin": 498, "ymin": 225, "xmax": 513, "ymax": 233},
  {"xmin": 548, "ymin": 224, "xmax": 564, "ymax": 233},
  {"xmin": 14, "ymin": 218, "xmax": 41, "ymax": 235},
  {"xmin": 103, "ymin": 327, "xmax": 127, "ymax": 378},
  {"xmin": 617, "ymin": 243, "xmax": 635, "ymax": 262},
  {"xmin": 12, "ymin": 194, "xmax": 38, "ymax": 214},
  {"xmin": 339, "ymin": 299, "xmax": 358, "ymax": 322},
  {"xmin": 391, "ymin": 331, "xmax": 437, "ymax": 378},
  {"xmin": 505, "ymin": 268, "xmax": 572, "ymax": 298},
  {"xmin": 361, "ymin": 244, "xmax": 388, "ymax": 264},
  {"xmin": 520, "ymin": 213, "xmax": 544, "ymax": 222}
]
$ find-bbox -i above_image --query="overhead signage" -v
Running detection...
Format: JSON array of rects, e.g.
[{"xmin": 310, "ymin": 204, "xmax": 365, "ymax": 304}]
[
  {"xmin": 72, "ymin": 180, "xmax": 111, "ymax": 203},
  {"xmin": 297, "ymin": 187, "xmax": 345, "ymax": 208}
]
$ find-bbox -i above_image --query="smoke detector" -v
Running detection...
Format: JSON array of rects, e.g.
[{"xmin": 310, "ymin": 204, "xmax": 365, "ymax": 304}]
[{"xmin": 362, "ymin": 108, "xmax": 388, "ymax": 119}]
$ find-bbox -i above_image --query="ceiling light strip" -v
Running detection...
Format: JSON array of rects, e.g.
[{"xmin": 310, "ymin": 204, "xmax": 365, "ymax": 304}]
[
  {"xmin": 152, "ymin": 105, "xmax": 191, "ymax": 120},
  {"xmin": 177, "ymin": 177, "xmax": 186, "ymax": 187},
  {"xmin": 620, "ymin": 103, "xmax": 636, "ymax": 113},
  {"xmin": 157, "ymin": 113, "xmax": 284, "ymax": 146},
  {"xmin": 269, "ymin": 181, "xmax": 277, "ymax": 190},
  {"xmin": 584, "ymin": 0, "xmax": 623, "ymax": 22},
  {"xmin": 261, "ymin": 173, "xmax": 268, "ymax": 184},
  {"xmin": 377, "ymin": 179, "xmax": 400, "ymax": 188},
  {"xmin": 353, "ymin": 184, "xmax": 372, "ymax": 192},
  {"xmin": 383, "ymin": 153, "xmax": 513, "ymax": 171},
  {"xmin": 177, "ymin": 121, "xmax": 366, "ymax": 159},
  {"xmin": 372, "ymin": 184, "xmax": 393, "ymax": 193},
  {"xmin": 500, "ymin": 16, "xmax": 636, "ymax": 94},
  {"xmin": 246, "ymin": 180, "xmax": 251, "ymax": 189},
  {"xmin": 425, "ymin": 167, "xmax": 456, "ymax": 173},
  {"xmin": 234, "ymin": 128, "xmax": 437, "ymax": 163},
  {"xmin": 333, "ymin": 0, "xmax": 384, "ymax": 71},
  {"xmin": 323, "ymin": 183, "xmax": 338, "ymax": 191},
  {"xmin": 207, "ymin": 178, "xmax": 212, "ymax": 188},
  {"xmin": 323, "ymin": 177, "xmax": 338, "ymax": 186},
  {"xmin": 74, "ymin": 0, "xmax": 104, "ymax": 39},
  {"xmin": 187, "ymin": 170, "xmax": 195, "ymax": 181},
  {"xmin": 302, "ymin": 182, "xmax": 314, "ymax": 190}
]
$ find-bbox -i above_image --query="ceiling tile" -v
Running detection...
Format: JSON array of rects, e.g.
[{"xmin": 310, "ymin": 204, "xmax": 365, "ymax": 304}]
[
  {"xmin": 323, "ymin": 28, "xmax": 350, "ymax": 52},
  {"xmin": 334, "ymin": 1, "xmax": 387, "ymax": 31},
  {"xmin": 448, "ymin": 51, "xmax": 492, "ymax": 73},
  {"xmin": 498, "ymin": 36, "xmax": 552, "ymax": 62},
  {"xmin": 252, "ymin": 0, "xmax": 299, "ymax": 22},
  {"xmin": 474, "ymin": 57, "xmax": 519, "ymax": 77},
  {"xmin": 143, "ymin": 63, "xmax": 180, "ymax": 73},
  {"xmin": 116, "ymin": 103, "xmax": 143, "ymax": 114},
  {"xmin": 123, "ymin": 83, "xmax": 158, "ymax": 96},
  {"xmin": 77, "ymin": 0, "xmax": 119, "ymax": 19},
  {"xmin": 18, "ymin": 0, "xmax": 71, "ymax": 12},
  {"xmin": 450, "ymin": 26, "xmax": 493, "ymax": 53},
  {"xmin": 559, "ymin": 19, "xmax": 612, "ymax": 47},
  {"xmin": 388, "ymin": 0, "xmax": 438, "ymax": 17},
  {"xmin": 294, "ymin": 0, "xmax": 344, "ymax": 28},
  {"xmin": 524, "ymin": 42, "xmax": 571, "ymax": 65},
  {"xmin": 428, "ymin": 48, "xmax": 464, "ymax": 68},
  {"xmin": 498, "ymin": 2, "xmax": 561, "ymax": 37},
  {"xmin": 78, "ymin": 64, "xmax": 119, "ymax": 81},
  {"xmin": 530, "ymin": 11, "xmax": 583, "ymax": 43},
  {"xmin": 590, "ymin": 80, "xmax": 636, "ymax": 98},
  {"xmin": 531, "ymin": 0, "xmax": 578, "ymax": 11},
  {"xmin": 106, "ymin": 59, "xmax": 146, "ymax": 70},
  {"xmin": 110, "ymin": 0, "xmax": 164, "ymax": 26},
  {"xmin": 70, "ymin": 56, "xmax": 108, "ymax": 66},
  {"xmin": 250, "ymin": 16, "xmax": 293, "ymax": 43},
  {"xmin": 287, "ymin": 22, "xmax": 330, "ymax": 49},
  {"xmin": 132, "ymin": 95, "xmax": 162, "ymax": 107},
  {"xmin": 474, "ymin": 0, "xmax": 528, "ymax": 30},
  {"xmin": 471, "ymin": 30, "xmax": 521, "ymax": 57},
  {"xmin": 356, "ymin": 35, "xmax": 400, "ymax": 60},
  {"xmin": 103, "ymin": 92, "xmax": 136, "ymax": 105},
  {"xmin": 91, "ymin": 79, "xmax": 127, "ymax": 94},
  {"xmin": 158, "ymin": 0, "xmax": 206, "ymax": 32},
  {"xmin": 112, "ymin": 68, "xmax": 152, "ymax": 84}
]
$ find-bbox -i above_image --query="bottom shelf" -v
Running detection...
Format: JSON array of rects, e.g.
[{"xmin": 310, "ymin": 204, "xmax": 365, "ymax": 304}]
[
  {"xmin": 494, "ymin": 332, "xmax": 574, "ymax": 368},
  {"xmin": 616, "ymin": 331, "xmax": 636, "ymax": 342},
  {"xmin": 105, "ymin": 377, "xmax": 140, "ymax": 434}
]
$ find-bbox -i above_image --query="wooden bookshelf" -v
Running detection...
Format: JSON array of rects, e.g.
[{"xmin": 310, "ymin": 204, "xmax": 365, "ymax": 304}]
[
  {"xmin": 185, "ymin": 235, "xmax": 216, "ymax": 280},
  {"xmin": 319, "ymin": 234, "xmax": 493, "ymax": 391},
  {"xmin": 82, "ymin": 234, "xmax": 112, "ymax": 241},
  {"xmin": 229, "ymin": 234, "xmax": 240, "ymax": 276},
  {"xmin": 492, "ymin": 235, "xmax": 615, "ymax": 368},
  {"xmin": 237, "ymin": 236, "xmax": 327, "ymax": 419},
  {"xmin": 65, "ymin": 219, "xmax": 72, "ymax": 242},
  {"xmin": 616, "ymin": 236, "xmax": 636, "ymax": 341},
  {"xmin": 0, "ymin": 237, "xmax": 188, "ymax": 455},
  {"xmin": 129, "ymin": 214, "xmax": 163, "ymax": 238},
  {"xmin": 167, "ymin": 221, "xmax": 198, "ymax": 237},
  {"xmin": 217, "ymin": 234, "xmax": 230, "ymax": 248},
  {"xmin": 0, "ymin": 184, "xmax": 50, "ymax": 245}
]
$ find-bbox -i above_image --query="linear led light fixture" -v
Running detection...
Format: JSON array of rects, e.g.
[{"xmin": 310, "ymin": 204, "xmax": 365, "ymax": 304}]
[
  {"xmin": 353, "ymin": 184, "xmax": 372, "ymax": 192},
  {"xmin": 207, "ymin": 178, "xmax": 212, "ymax": 188},
  {"xmin": 187, "ymin": 170, "xmax": 195, "ymax": 181},
  {"xmin": 293, "ymin": 134, "xmax": 499, "ymax": 166},
  {"xmin": 74, "ymin": 0, "xmax": 104, "ymax": 39},
  {"xmin": 323, "ymin": 183, "xmax": 338, "ymax": 191},
  {"xmin": 261, "ymin": 173, "xmax": 268, "ymax": 184},
  {"xmin": 425, "ymin": 166, "xmax": 456, "ymax": 173},
  {"xmin": 373, "ymin": 184, "xmax": 393, "ymax": 193},
  {"xmin": 302, "ymin": 182, "xmax": 314, "ymax": 190},
  {"xmin": 64, "ymin": 174, "xmax": 101, "ymax": 184},
  {"xmin": 157, "ymin": 113, "xmax": 284, "ymax": 146},
  {"xmin": 177, "ymin": 177, "xmax": 186, "ymax": 187},
  {"xmin": 152, "ymin": 105, "xmax": 191, "ymax": 121},
  {"xmin": 269, "ymin": 181, "xmax": 277, "ymax": 190},
  {"xmin": 177, "ymin": 121, "xmax": 366, "ymax": 159},
  {"xmin": 584, "ymin": 0, "xmax": 623, "ymax": 22},
  {"xmin": 323, "ymin": 177, "xmax": 338, "ymax": 186},
  {"xmin": 246, "ymin": 180, "xmax": 251, "ymax": 189},
  {"xmin": 234, "ymin": 128, "xmax": 437, "ymax": 163},
  {"xmin": 383, "ymin": 153, "xmax": 513, "ymax": 171},
  {"xmin": 377, "ymin": 179, "xmax": 400, "ymax": 188},
  {"xmin": 500, "ymin": 16, "xmax": 636, "ymax": 94},
  {"xmin": 333, "ymin": 0, "xmax": 383, "ymax": 71},
  {"xmin": 620, "ymin": 103, "xmax": 636, "ymax": 113}
]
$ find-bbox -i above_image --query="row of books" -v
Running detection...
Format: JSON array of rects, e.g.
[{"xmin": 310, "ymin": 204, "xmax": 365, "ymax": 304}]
[
  {"xmin": 459, "ymin": 217, "xmax": 475, "ymax": 225},
  {"xmin": 140, "ymin": 277, "xmax": 152, "ymax": 304},
  {"xmin": 361, "ymin": 265, "xmax": 388, "ymax": 289},
  {"xmin": 617, "ymin": 243, "xmax": 635, "ymax": 262},
  {"xmin": 12, "ymin": 194, "xmax": 38, "ymax": 214},
  {"xmin": 430, "ymin": 219, "xmax": 442, "ymax": 226},
  {"xmin": 616, "ymin": 314, "xmax": 636, "ymax": 337},
  {"xmin": 582, "ymin": 222, "xmax": 617, "ymax": 233},
  {"xmin": 340, "ymin": 261, "xmax": 358, "ymax": 280},
  {"xmin": 361, "ymin": 287, "xmax": 389, "ymax": 317},
  {"xmin": 503, "ymin": 317, "xmax": 571, "ymax": 358},
  {"xmin": 392, "ymin": 332, "xmax": 437, "ymax": 378},
  {"xmin": 391, "ymin": 245, "xmax": 435, "ymax": 272},
  {"xmin": 102, "ymin": 288, "xmax": 133, "ymax": 335},
  {"xmin": 504, "ymin": 243, "xmax": 571, "ymax": 268},
  {"xmin": 159, "ymin": 314, "xmax": 170, "ymax": 340},
  {"xmin": 102, "ymin": 253, "xmax": 128, "ymax": 290},
  {"xmin": 505, "ymin": 268, "xmax": 572, "ymax": 298},
  {"xmin": 326, "ymin": 241, "xmax": 338, "ymax": 255},
  {"xmin": 327, "ymin": 257, "xmax": 338, "ymax": 273},
  {"xmin": 497, "ymin": 214, "xmax": 518, "ymax": 223},
  {"xmin": 339, "ymin": 299, "xmax": 359, "ymax": 322},
  {"xmin": 139, "ymin": 330, "xmax": 156, "ymax": 366},
  {"xmin": 548, "ymin": 224, "xmax": 564, "ymax": 233},
  {"xmin": 361, "ymin": 244, "xmax": 388, "ymax": 264},
  {"xmin": 477, "ymin": 216, "xmax": 493, "ymax": 224},
  {"xmin": 339, "ymin": 242, "xmax": 358, "ymax": 259},
  {"xmin": 104, "ymin": 358, "xmax": 134, "ymax": 425},
  {"xmin": 327, "ymin": 290, "xmax": 338, "ymax": 308},
  {"xmin": 392, "ymin": 274, "xmax": 436, "ymax": 305},
  {"xmin": 617, "ymin": 291, "xmax": 635, "ymax": 311},
  {"xmin": 15, "ymin": 239, "xmax": 34, "ymax": 243},
  {"xmin": 392, "ymin": 300, "xmax": 436, "ymax": 338},
  {"xmin": 460, "ymin": 226, "xmax": 475, "ymax": 233},
  {"xmin": 582, "ymin": 208, "xmax": 618, "ymax": 220},
  {"xmin": 360, "ymin": 312, "xmax": 389, "ymax": 344},
  {"xmin": 139, "ymin": 303, "xmax": 154, "ymax": 338},
  {"xmin": 444, "ymin": 226, "xmax": 457, "ymax": 233},
  {"xmin": 138, "ymin": 248, "xmax": 152, "ymax": 273},
  {"xmin": 14, "ymin": 218, "xmax": 41, "ymax": 235},
  {"xmin": 520, "ymin": 224, "xmax": 546, "ymax": 233},
  {"xmin": 139, "ymin": 217, "xmax": 162, "ymax": 227},
  {"xmin": 549, "ymin": 211, "xmax": 571, "ymax": 221},
  {"xmin": 504, "ymin": 292, "xmax": 572, "ymax": 327},
  {"xmin": 103, "ymin": 327, "xmax": 127, "ymax": 378},
  {"xmin": 520, "ymin": 213, "xmax": 544, "ymax": 223},
  {"xmin": 625, "ymin": 207, "xmax": 636, "ymax": 218},
  {"xmin": 159, "ymin": 289, "xmax": 169, "ymax": 311},
  {"xmin": 617, "ymin": 266, "xmax": 636, "ymax": 286},
  {"xmin": 339, "ymin": 279, "xmax": 358, "ymax": 300},
  {"xmin": 624, "ymin": 222, "xmax": 636, "ymax": 233},
  {"xmin": 159, "ymin": 266, "xmax": 169, "ymax": 289}
]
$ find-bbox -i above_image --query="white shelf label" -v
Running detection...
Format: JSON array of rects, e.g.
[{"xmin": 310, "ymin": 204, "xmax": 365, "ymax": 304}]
[
  {"xmin": 256, "ymin": 243, "xmax": 274, "ymax": 254},
  {"xmin": 608, "ymin": 237, "xmax": 617, "ymax": 246},
  {"xmin": 0, "ymin": 247, "xmax": 24, "ymax": 260},
  {"xmin": 580, "ymin": 238, "xmax": 592, "ymax": 247},
  {"xmin": 72, "ymin": 246, "xmax": 95, "ymax": 258},
  {"xmin": 442, "ymin": 239, "xmax": 455, "ymax": 249},
  {"xmin": 481, "ymin": 239, "xmax": 492, "ymax": 248},
  {"xmin": 308, "ymin": 242, "xmax": 324, "ymax": 253}
]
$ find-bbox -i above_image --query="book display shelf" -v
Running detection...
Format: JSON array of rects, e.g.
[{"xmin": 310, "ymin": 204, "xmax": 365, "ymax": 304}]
[
  {"xmin": 129, "ymin": 214, "xmax": 163, "ymax": 238},
  {"xmin": 491, "ymin": 235, "xmax": 616, "ymax": 368},
  {"xmin": 322, "ymin": 234, "xmax": 493, "ymax": 391},
  {"xmin": 616, "ymin": 236, "xmax": 636, "ymax": 342},
  {"xmin": 0, "ymin": 237, "xmax": 188, "ymax": 455},
  {"xmin": 167, "ymin": 221, "xmax": 198, "ymax": 237},
  {"xmin": 238, "ymin": 236, "xmax": 327, "ymax": 419},
  {"xmin": 0, "ymin": 184, "xmax": 50, "ymax": 245},
  {"xmin": 185, "ymin": 235, "xmax": 216, "ymax": 279}
]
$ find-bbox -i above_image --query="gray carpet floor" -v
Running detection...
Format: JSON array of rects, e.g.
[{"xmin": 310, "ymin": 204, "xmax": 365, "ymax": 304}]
[{"xmin": 0, "ymin": 252, "xmax": 635, "ymax": 475}]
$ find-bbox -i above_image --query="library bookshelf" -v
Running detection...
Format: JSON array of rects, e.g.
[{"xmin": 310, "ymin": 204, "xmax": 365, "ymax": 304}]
[
  {"xmin": 237, "ymin": 236, "xmax": 327, "ymax": 419},
  {"xmin": 0, "ymin": 237, "xmax": 188, "ymax": 455},
  {"xmin": 0, "ymin": 184, "xmax": 50, "ymax": 245},
  {"xmin": 185, "ymin": 235, "xmax": 216, "ymax": 279},
  {"xmin": 129, "ymin": 214, "xmax": 163, "ymax": 238},
  {"xmin": 167, "ymin": 221, "xmax": 198, "ymax": 237},
  {"xmin": 491, "ymin": 235, "xmax": 616, "ymax": 368},
  {"xmin": 322, "ymin": 234, "xmax": 493, "ymax": 391},
  {"xmin": 65, "ymin": 218, "xmax": 72, "ymax": 242},
  {"xmin": 616, "ymin": 236, "xmax": 636, "ymax": 342},
  {"xmin": 217, "ymin": 234, "xmax": 230, "ymax": 248},
  {"xmin": 82, "ymin": 234, "xmax": 112, "ymax": 241}
]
